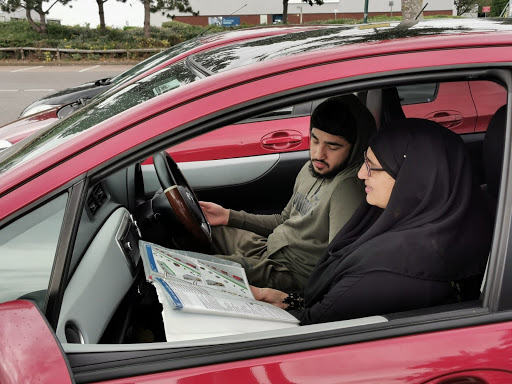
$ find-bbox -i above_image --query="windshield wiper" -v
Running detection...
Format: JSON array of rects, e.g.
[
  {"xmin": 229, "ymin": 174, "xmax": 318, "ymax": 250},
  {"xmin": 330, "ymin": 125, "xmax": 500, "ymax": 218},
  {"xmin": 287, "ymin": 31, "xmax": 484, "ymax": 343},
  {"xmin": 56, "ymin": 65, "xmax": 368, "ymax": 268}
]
[{"xmin": 95, "ymin": 78, "xmax": 112, "ymax": 86}]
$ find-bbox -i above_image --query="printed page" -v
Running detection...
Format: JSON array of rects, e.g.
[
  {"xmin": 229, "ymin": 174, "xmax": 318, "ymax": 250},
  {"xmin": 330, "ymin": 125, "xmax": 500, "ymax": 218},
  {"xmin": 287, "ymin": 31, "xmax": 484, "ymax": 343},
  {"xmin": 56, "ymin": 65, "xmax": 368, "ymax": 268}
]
[
  {"xmin": 140, "ymin": 241, "xmax": 252, "ymax": 298},
  {"xmin": 155, "ymin": 278, "xmax": 299, "ymax": 324}
]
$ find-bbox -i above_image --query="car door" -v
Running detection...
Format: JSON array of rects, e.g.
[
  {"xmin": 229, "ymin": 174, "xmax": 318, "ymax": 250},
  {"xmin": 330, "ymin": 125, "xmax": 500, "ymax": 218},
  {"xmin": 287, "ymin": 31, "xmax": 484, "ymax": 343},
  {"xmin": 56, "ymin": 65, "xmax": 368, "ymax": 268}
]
[{"xmin": 5, "ymin": 300, "xmax": 512, "ymax": 384}]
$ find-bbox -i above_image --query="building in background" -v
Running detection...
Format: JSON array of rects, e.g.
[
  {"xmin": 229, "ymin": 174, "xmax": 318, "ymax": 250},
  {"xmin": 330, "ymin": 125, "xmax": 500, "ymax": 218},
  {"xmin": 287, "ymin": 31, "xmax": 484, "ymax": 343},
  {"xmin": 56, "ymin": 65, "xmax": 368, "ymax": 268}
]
[
  {"xmin": 0, "ymin": 9, "xmax": 61, "ymax": 24},
  {"xmin": 154, "ymin": 0, "xmax": 454, "ymax": 26}
]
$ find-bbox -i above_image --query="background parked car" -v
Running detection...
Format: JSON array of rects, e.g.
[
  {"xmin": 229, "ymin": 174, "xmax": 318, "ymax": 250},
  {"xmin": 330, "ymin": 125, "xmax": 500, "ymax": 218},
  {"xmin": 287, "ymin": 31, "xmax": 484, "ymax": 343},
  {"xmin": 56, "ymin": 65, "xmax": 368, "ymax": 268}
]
[{"xmin": 18, "ymin": 25, "xmax": 322, "ymax": 118}]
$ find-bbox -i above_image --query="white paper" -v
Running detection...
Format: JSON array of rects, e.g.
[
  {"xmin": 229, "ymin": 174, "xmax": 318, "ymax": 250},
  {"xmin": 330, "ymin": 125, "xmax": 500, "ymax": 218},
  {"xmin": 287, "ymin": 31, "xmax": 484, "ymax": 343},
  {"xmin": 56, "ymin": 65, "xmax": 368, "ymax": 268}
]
[{"xmin": 139, "ymin": 240, "xmax": 300, "ymax": 342}]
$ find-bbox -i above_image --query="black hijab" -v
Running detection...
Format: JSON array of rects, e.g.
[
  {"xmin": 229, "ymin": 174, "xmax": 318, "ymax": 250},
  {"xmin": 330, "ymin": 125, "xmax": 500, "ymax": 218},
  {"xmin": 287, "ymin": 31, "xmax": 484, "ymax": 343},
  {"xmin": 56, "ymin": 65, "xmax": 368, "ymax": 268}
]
[{"xmin": 303, "ymin": 118, "xmax": 492, "ymax": 309}]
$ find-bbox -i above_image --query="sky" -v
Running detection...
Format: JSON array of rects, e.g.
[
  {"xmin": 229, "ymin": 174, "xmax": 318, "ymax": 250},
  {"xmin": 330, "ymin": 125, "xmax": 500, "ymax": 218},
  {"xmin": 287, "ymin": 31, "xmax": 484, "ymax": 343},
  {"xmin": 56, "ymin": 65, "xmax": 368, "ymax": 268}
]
[{"xmin": 48, "ymin": 0, "xmax": 144, "ymax": 28}]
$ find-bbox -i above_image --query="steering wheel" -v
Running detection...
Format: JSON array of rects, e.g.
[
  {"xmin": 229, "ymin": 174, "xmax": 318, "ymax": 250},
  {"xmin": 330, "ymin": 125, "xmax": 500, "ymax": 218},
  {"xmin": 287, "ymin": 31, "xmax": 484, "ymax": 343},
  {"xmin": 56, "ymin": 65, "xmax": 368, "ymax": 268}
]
[{"xmin": 153, "ymin": 151, "xmax": 212, "ymax": 251}]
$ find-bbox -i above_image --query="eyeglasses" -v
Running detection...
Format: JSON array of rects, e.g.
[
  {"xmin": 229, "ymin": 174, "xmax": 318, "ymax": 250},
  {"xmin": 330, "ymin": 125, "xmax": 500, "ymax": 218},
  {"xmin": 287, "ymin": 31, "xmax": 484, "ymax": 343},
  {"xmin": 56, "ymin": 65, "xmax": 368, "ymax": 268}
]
[{"xmin": 364, "ymin": 151, "xmax": 385, "ymax": 177}]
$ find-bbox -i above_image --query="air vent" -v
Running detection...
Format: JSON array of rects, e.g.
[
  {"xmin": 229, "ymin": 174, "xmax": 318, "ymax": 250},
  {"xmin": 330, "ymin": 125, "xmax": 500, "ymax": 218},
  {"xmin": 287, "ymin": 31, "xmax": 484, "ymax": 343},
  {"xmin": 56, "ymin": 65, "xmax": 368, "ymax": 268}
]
[{"xmin": 87, "ymin": 183, "xmax": 108, "ymax": 215}]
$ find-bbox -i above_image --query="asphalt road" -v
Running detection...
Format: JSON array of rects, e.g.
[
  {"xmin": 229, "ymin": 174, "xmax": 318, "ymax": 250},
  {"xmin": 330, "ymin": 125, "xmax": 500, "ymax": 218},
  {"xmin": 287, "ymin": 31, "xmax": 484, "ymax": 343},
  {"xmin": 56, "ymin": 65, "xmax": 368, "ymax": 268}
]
[{"xmin": 0, "ymin": 64, "xmax": 133, "ymax": 127}]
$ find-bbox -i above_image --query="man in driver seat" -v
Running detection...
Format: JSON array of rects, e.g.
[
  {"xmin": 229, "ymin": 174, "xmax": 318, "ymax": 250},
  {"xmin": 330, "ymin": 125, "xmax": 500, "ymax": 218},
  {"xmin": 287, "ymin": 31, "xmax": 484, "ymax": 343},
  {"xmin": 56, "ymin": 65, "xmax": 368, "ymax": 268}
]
[{"xmin": 200, "ymin": 95, "xmax": 375, "ymax": 291}]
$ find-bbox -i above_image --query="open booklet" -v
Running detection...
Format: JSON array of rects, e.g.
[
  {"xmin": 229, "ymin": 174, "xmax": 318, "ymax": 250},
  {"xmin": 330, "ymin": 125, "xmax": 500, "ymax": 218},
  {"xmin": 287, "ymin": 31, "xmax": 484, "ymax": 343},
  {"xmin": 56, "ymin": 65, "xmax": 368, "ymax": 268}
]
[{"xmin": 139, "ymin": 240, "xmax": 299, "ymax": 341}]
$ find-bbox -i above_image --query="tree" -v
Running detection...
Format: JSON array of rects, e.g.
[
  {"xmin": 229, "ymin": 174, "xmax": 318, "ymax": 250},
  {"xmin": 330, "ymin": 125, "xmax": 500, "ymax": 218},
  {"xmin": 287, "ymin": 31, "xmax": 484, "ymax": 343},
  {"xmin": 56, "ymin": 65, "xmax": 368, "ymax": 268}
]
[
  {"xmin": 490, "ymin": 0, "xmax": 508, "ymax": 16},
  {"xmin": 140, "ymin": 0, "xmax": 197, "ymax": 38},
  {"xmin": 1, "ymin": 0, "xmax": 72, "ymax": 35},
  {"xmin": 282, "ymin": 0, "xmax": 324, "ymax": 24},
  {"xmin": 401, "ymin": 0, "xmax": 423, "ymax": 20},
  {"xmin": 95, "ymin": 0, "xmax": 127, "ymax": 32},
  {"xmin": 96, "ymin": 0, "xmax": 107, "ymax": 30},
  {"xmin": 454, "ymin": 0, "xmax": 480, "ymax": 15}
]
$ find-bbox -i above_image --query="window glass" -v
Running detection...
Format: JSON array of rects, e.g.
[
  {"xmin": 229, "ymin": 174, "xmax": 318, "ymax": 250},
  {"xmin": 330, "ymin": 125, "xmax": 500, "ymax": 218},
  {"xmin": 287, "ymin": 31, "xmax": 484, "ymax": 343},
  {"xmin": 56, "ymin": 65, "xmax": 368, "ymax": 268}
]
[
  {"xmin": 397, "ymin": 83, "xmax": 438, "ymax": 105},
  {"xmin": 0, "ymin": 193, "xmax": 68, "ymax": 305},
  {"xmin": 0, "ymin": 61, "xmax": 200, "ymax": 176},
  {"xmin": 108, "ymin": 38, "xmax": 203, "ymax": 91},
  {"xmin": 248, "ymin": 106, "xmax": 294, "ymax": 121}
]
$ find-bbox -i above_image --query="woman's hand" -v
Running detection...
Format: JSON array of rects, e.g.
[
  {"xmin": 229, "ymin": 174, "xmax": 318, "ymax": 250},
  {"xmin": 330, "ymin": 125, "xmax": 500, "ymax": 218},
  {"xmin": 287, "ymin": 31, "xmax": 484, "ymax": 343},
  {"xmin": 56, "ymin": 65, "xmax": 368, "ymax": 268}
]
[
  {"xmin": 251, "ymin": 286, "xmax": 289, "ymax": 309},
  {"xmin": 199, "ymin": 201, "xmax": 229, "ymax": 226}
]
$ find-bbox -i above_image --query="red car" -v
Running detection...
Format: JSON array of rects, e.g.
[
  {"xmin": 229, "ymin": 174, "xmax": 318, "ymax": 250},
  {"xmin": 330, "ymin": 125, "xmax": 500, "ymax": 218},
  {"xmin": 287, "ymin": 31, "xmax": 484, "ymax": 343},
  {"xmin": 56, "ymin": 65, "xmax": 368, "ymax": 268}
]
[
  {"xmin": 1, "ymin": 19, "xmax": 512, "ymax": 384},
  {"xmin": 0, "ymin": 29, "xmax": 505, "ymax": 163}
]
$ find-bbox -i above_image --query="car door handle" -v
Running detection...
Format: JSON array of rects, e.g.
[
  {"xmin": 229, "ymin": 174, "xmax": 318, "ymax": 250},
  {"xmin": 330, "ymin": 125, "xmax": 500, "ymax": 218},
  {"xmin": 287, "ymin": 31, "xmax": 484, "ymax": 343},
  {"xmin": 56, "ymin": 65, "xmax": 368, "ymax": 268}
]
[
  {"xmin": 426, "ymin": 111, "xmax": 463, "ymax": 128},
  {"xmin": 262, "ymin": 136, "xmax": 302, "ymax": 145},
  {"xmin": 261, "ymin": 131, "xmax": 303, "ymax": 150}
]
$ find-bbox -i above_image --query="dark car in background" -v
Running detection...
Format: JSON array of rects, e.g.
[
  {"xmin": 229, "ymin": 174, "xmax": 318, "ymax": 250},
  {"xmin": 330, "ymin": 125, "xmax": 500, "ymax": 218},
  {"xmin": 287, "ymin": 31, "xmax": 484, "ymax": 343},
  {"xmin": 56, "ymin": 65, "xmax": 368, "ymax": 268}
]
[{"xmin": 18, "ymin": 25, "xmax": 322, "ymax": 118}]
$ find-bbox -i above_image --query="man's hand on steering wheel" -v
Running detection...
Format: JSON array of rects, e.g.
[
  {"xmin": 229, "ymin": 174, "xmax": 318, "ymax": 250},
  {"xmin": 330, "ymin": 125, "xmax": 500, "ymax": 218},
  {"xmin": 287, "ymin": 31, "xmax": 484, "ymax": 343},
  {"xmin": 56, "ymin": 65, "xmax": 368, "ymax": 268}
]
[
  {"xmin": 152, "ymin": 151, "xmax": 212, "ymax": 251},
  {"xmin": 199, "ymin": 201, "xmax": 229, "ymax": 226}
]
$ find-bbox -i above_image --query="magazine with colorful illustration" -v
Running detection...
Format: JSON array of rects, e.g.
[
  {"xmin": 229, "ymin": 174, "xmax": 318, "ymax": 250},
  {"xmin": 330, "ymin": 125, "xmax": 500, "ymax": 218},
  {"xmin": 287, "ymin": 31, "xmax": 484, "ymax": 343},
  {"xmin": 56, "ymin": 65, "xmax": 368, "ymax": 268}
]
[{"xmin": 139, "ymin": 240, "xmax": 300, "ymax": 325}]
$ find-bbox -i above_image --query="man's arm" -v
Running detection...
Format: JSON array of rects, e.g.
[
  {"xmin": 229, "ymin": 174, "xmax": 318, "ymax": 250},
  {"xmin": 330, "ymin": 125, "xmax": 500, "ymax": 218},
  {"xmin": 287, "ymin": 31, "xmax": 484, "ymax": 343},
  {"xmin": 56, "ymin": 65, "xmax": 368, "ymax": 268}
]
[
  {"xmin": 202, "ymin": 163, "xmax": 304, "ymax": 236},
  {"xmin": 227, "ymin": 181, "xmax": 296, "ymax": 236},
  {"xmin": 228, "ymin": 209, "xmax": 285, "ymax": 237},
  {"xmin": 199, "ymin": 200, "xmax": 286, "ymax": 236}
]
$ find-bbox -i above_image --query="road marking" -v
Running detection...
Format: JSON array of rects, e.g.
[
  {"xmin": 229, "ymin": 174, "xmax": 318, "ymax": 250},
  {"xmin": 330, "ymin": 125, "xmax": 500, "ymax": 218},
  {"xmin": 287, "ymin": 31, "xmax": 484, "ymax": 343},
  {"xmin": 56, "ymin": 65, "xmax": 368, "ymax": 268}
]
[
  {"xmin": 10, "ymin": 66, "xmax": 44, "ymax": 73},
  {"xmin": 25, "ymin": 89, "xmax": 56, "ymax": 92},
  {"xmin": 79, "ymin": 65, "xmax": 100, "ymax": 72},
  {"xmin": 0, "ymin": 90, "xmax": 18, "ymax": 92}
]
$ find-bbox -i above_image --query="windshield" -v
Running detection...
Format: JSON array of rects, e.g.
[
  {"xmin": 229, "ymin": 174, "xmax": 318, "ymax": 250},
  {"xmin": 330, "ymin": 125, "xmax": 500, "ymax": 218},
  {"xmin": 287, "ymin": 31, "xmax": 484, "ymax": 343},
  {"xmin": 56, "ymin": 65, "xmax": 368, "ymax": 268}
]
[
  {"xmin": 107, "ymin": 37, "xmax": 205, "ymax": 93},
  {"xmin": 0, "ymin": 60, "xmax": 200, "ymax": 175}
]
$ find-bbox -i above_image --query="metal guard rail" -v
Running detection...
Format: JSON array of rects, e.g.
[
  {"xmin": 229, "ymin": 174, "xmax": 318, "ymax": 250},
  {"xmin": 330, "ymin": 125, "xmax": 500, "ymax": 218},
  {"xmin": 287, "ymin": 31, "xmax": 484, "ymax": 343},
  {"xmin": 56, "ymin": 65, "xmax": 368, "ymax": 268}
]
[{"xmin": 0, "ymin": 47, "xmax": 164, "ymax": 60}]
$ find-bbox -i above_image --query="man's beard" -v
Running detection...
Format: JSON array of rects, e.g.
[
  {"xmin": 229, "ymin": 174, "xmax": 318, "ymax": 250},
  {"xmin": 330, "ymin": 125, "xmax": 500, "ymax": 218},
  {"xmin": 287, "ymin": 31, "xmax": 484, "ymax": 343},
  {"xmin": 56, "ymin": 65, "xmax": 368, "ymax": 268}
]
[{"xmin": 309, "ymin": 160, "xmax": 346, "ymax": 179}]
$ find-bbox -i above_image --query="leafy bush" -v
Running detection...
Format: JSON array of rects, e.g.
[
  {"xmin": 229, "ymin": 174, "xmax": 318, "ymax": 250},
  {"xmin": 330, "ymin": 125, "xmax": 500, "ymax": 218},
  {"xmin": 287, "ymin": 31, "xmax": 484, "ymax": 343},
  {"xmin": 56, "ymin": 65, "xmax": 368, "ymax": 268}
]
[
  {"xmin": 491, "ymin": 0, "xmax": 508, "ymax": 16},
  {"xmin": 0, "ymin": 15, "xmax": 467, "ymax": 61},
  {"xmin": 0, "ymin": 19, "xmax": 251, "ymax": 51},
  {"xmin": 0, "ymin": 19, "xmax": 42, "ymax": 47}
]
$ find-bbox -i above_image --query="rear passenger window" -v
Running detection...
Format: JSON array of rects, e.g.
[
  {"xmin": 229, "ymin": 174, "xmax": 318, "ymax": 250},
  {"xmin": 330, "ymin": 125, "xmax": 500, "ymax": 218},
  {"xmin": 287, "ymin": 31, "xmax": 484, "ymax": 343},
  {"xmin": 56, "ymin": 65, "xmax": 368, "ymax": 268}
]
[
  {"xmin": 397, "ymin": 83, "xmax": 438, "ymax": 105},
  {"xmin": 252, "ymin": 106, "xmax": 294, "ymax": 120},
  {"xmin": 239, "ymin": 102, "xmax": 313, "ymax": 124},
  {"xmin": 401, "ymin": 80, "xmax": 507, "ymax": 134}
]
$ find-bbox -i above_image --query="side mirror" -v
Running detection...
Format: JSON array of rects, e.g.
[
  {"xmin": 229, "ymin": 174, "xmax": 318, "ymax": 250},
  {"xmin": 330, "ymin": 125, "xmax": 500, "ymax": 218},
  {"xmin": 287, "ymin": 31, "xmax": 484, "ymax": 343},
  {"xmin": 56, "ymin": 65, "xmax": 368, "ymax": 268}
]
[{"xmin": 0, "ymin": 300, "xmax": 72, "ymax": 383}]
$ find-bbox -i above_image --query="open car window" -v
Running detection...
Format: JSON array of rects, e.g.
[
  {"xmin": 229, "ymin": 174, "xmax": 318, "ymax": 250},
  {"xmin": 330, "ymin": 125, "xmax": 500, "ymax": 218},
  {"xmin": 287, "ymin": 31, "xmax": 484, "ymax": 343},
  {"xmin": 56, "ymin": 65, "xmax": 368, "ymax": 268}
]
[{"xmin": 0, "ymin": 193, "xmax": 68, "ymax": 308}]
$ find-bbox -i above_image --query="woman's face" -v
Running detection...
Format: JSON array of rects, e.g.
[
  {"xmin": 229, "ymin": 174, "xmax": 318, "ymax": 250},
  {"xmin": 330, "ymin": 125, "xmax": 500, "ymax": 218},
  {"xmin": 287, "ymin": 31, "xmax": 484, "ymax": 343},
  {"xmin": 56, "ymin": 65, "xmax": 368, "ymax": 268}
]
[{"xmin": 358, "ymin": 147, "xmax": 396, "ymax": 209}]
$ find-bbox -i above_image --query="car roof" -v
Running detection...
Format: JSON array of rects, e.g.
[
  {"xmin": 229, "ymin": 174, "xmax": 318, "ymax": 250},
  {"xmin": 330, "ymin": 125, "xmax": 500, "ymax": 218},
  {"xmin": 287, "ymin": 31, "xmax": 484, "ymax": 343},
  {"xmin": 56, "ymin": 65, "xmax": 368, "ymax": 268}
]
[
  {"xmin": 106, "ymin": 24, "xmax": 327, "ymax": 91},
  {"xmin": 191, "ymin": 18, "xmax": 512, "ymax": 75},
  {"xmin": 1, "ymin": 18, "xmax": 512, "ymax": 199}
]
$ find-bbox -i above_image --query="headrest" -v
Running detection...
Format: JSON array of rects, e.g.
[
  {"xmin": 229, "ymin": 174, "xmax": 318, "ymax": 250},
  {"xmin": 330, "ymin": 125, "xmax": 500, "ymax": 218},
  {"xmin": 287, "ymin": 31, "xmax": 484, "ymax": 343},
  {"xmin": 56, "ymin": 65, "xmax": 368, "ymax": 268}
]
[{"xmin": 483, "ymin": 105, "xmax": 507, "ymax": 199}]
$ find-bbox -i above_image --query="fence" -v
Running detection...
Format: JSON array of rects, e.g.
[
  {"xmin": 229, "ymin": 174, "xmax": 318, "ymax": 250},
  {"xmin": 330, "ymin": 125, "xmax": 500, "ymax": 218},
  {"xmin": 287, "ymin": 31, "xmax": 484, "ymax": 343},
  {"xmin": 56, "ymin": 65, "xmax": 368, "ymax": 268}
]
[{"xmin": 0, "ymin": 47, "xmax": 164, "ymax": 60}]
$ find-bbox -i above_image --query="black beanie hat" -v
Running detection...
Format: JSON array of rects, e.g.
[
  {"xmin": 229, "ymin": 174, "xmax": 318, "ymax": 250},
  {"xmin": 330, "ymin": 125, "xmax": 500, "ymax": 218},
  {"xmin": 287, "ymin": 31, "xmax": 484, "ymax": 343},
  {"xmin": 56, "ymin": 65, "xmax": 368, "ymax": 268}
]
[{"xmin": 310, "ymin": 96, "xmax": 358, "ymax": 144}]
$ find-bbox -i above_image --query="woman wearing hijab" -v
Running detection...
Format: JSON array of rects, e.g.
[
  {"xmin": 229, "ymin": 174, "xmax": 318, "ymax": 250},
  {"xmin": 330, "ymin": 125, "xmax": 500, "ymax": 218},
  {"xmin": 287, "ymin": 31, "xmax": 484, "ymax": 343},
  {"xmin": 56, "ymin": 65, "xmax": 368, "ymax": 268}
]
[{"xmin": 252, "ymin": 118, "xmax": 493, "ymax": 325}]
